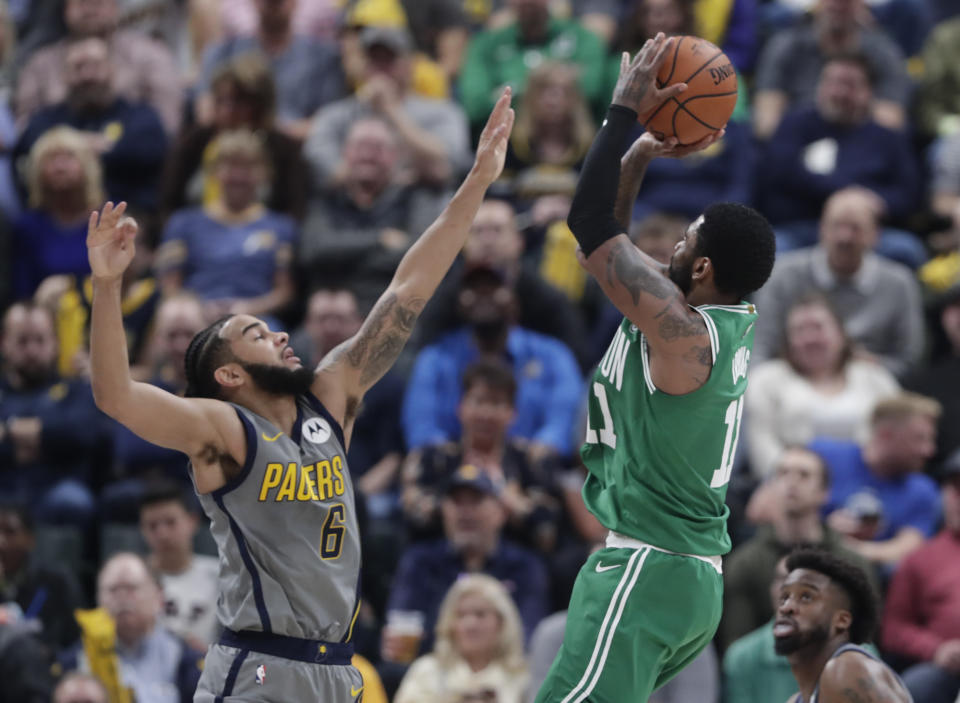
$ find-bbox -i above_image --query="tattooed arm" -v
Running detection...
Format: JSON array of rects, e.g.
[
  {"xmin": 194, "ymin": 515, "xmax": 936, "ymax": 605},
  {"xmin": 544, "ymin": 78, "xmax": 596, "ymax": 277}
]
[
  {"xmin": 613, "ymin": 133, "xmax": 723, "ymax": 264},
  {"xmin": 613, "ymin": 143, "xmax": 655, "ymax": 241},
  {"xmin": 567, "ymin": 35, "xmax": 723, "ymax": 394},
  {"xmin": 312, "ymin": 90, "xmax": 515, "ymax": 442},
  {"xmin": 817, "ymin": 651, "xmax": 912, "ymax": 703},
  {"xmin": 581, "ymin": 234, "xmax": 714, "ymax": 394}
]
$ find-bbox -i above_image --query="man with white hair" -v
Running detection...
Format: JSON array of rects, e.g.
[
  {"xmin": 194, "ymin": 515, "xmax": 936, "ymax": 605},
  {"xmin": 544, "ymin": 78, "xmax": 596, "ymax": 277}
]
[{"xmin": 59, "ymin": 553, "xmax": 203, "ymax": 703}]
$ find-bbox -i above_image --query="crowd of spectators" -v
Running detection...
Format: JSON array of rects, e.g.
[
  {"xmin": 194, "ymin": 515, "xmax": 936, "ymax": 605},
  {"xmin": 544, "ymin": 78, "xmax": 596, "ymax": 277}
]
[{"xmin": 1, "ymin": 0, "xmax": 959, "ymax": 701}]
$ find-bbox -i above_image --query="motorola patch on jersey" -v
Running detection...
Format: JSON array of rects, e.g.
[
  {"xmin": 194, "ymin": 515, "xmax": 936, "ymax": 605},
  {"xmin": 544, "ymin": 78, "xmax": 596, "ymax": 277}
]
[{"xmin": 302, "ymin": 417, "xmax": 332, "ymax": 445}]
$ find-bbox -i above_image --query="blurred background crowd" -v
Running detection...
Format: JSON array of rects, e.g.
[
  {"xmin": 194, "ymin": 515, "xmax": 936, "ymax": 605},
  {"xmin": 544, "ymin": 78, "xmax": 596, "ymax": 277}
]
[{"xmin": 0, "ymin": 0, "xmax": 959, "ymax": 701}]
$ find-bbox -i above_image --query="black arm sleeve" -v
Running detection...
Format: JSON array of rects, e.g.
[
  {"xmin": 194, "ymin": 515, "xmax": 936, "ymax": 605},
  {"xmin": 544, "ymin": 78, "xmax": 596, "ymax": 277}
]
[{"xmin": 566, "ymin": 104, "xmax": 638, "ymax": 257}]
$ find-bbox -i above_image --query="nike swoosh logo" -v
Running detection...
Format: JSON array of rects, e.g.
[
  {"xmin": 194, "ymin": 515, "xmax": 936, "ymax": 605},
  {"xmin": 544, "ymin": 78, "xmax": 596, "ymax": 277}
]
[
  {"xmin": 262, "ymin": 432, "xmax": 283, "ymax": 441},
  {"xmin": 351, "ymin": 685, "xmax": 364, "ymax": 697},
  {"xmin": 595, "ymin": 562, "xmax": 621, "ymax": 573}
]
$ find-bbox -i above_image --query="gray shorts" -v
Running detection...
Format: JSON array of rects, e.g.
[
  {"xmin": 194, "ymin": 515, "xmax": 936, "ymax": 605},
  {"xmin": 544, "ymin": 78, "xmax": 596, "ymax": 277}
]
[{"xmin": 195, "ymin": 644, "xmax": 364, "ymax": 702}]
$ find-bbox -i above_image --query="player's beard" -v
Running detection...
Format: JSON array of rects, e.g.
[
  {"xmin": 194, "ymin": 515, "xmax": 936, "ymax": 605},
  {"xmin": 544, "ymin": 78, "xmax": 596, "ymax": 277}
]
[
  {"xmin": 773, "ymin": 622, "xmax": 831, "ymax": 656},
  {"xmin": 241, "ymin": 362, "xmax": 316, "ymax": 397},
  {"xmin": 668, "ymin": 255, "xmax": 694, "ymax": 295}
]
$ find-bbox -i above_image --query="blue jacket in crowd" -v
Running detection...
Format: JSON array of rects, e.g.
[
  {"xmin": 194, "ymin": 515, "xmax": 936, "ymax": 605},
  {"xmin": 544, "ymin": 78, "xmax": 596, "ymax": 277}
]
[{"xmin": 402, "ymin": 326, "xmax": 582, "ymax": 455}]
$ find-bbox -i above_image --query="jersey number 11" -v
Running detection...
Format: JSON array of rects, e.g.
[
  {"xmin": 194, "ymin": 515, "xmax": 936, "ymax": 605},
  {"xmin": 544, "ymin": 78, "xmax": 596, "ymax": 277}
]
[{"xmin": 585, "ymin": 387, "xmax": 744, "ymax": 489}]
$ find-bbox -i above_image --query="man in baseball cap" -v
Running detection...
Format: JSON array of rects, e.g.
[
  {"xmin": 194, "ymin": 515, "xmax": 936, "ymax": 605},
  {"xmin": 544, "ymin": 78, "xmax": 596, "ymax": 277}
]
[{"xmin": 383, "ymin": 463, "xmax": 548, "ymax": 660}]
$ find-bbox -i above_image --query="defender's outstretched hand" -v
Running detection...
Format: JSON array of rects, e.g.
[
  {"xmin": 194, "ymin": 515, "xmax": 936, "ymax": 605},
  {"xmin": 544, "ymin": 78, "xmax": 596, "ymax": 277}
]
[
  {"xmin": 612, "ymin": 33, "xmax": 688, "ymax": 117},
  {"xmin": 87, "ymin": 201, "xmax": 138, "ymax": 280},
  {"xmin": 471, "ymin": 88, "xmax": 515, "ymax": 186}
]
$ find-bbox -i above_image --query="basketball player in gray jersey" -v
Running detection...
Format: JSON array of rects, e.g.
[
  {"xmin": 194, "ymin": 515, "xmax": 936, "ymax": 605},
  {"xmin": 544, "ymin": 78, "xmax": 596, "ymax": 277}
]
[
  {"xmin": 775, "ymin": 549, "xmax": 912, "ymax": 703},
  {"xmin": 86, "ymin": 91, "xmax": 515, "ymax": 702}
]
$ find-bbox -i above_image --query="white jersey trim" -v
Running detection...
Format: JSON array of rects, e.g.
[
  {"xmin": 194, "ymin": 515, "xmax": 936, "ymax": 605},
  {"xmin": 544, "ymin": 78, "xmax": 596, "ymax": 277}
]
[
  {"xmin": 606, "ymin": 531, "xmax": 723, "ymax": 574},
  {"xmin": 638, "ymin": 335, "xmax": 657, "ymax": 394},
  {"xmin": 691, "ymin": 308, "xmax": 719, "ymax": 363},
  {"xmin": 560, "ymin": 547, "xmax": 652, "ymax": 703},
  {"xmin": 697, "ymin": 303, "xmax": 757, "ymax": 314}
]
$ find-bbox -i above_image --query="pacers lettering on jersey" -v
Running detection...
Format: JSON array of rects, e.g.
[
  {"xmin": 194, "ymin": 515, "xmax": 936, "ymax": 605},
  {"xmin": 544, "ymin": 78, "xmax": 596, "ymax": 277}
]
[
  {"xmin": 257, "ymin": 456, "xmax": 346, "ymax": 502},
  {"xmin": 732, "ymin": 346, "xmax": 750, "ymax": 383},
  {"xmin": 599, "ymin": 325, "xmax": 631, "ymax": 391}
]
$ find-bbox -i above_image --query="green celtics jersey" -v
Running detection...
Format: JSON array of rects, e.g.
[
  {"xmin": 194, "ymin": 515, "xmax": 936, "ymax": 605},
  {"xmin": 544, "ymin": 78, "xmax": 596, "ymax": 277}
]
[{"xmin": 581, "ymin": 304, "xmax": 758, "ymax": 557}]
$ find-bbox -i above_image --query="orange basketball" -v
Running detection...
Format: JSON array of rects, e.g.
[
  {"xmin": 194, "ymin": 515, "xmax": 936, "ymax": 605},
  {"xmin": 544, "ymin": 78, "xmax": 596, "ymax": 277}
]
[{"xmin": 640, "ymin": 35, "xmax": 738, "ymax": 145}]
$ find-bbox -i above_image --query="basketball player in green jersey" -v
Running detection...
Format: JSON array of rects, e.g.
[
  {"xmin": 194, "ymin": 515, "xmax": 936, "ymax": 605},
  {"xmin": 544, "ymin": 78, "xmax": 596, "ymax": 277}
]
[{"xmin": 534, "ymin": 34, "xmax": 776, "ymax": 702}]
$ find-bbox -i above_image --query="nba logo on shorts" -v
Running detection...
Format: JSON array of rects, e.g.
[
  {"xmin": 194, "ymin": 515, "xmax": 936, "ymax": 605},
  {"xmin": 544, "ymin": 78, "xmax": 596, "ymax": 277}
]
[{"xmin": 255, "ymin": 664, "xmax": 266, "ymax": 686}]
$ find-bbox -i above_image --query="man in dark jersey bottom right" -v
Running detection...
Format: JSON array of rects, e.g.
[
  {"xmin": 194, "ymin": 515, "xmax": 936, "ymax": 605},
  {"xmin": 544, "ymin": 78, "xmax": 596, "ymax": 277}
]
[{"xmin": 775, "ymin": 548, "xmax": 912, "ymax": 703}]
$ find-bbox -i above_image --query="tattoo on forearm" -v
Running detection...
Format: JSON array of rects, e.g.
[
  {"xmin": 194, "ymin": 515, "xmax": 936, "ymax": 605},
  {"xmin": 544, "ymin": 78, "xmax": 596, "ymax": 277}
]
[
  {"xmin": 605, "ymin": 241, "xmax": 674, "ymax": 305},
  {"xmin": 345, "ymin": 292, "xmax": 425, "ymax": 387}
]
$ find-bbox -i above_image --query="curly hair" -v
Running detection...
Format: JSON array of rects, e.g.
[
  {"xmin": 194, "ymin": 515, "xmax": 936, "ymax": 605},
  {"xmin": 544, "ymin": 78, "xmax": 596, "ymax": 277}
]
[
  {"xmin": 786, "ymin": 548, "xmax": 879, "ymax": 644},
  {"xmin": 695, "ymin": 202, "xmax": 776, "ymax": 300},
  {"xmin": 184, "ymin": 316, "xmax": 235, "ymax": 399}
]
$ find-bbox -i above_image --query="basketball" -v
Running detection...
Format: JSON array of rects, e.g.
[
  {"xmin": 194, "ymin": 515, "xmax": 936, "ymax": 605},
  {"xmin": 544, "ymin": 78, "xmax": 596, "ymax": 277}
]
[{"xmin": 640, "ymin": 35, "xmax": 738, "ymax": 145}]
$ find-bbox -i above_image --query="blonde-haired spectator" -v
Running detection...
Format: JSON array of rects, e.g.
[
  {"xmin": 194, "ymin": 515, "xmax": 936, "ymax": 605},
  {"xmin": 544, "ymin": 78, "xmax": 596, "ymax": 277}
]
[
  {"xmin": 25, "ymin": 126, "xmax": 104, "ymax": 211},
  {"xmin": 11, "ymin": 126, "xmax": 104, "ymax": 299},
  {"xmin": 156, "ymin": 128, "xmax": 296, "ymax": 322},
  {"xmin": 395, "ymin": 574, "xmax": 529, "ymax": 703},
  {"xmin": 13, "ymin": 36, "xmax": 168, "ymax": 214}
]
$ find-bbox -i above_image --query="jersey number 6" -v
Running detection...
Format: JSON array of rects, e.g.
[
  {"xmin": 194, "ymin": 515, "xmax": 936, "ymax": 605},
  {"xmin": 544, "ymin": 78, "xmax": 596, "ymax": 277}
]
[{"xmin": 320, "ymin": 504, "xmax": 346, "ymax": 560}]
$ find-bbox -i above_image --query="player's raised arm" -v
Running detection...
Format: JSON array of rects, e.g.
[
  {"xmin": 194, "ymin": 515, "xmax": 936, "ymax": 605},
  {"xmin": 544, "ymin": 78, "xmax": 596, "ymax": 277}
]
[
  {"xmin": 613, "ymin": 130, "xmax": 723, "ymax": 246},
  {"xmin": 88, "ymin": 203, "xmax": 243, "ymax": 487},
  {"xmin": 315, "ymin": 89, "xmax": 515, "ymax": 429},
  {"xmin": 567, "ymin": 35, "xmax": 722, "ymax": 388}
]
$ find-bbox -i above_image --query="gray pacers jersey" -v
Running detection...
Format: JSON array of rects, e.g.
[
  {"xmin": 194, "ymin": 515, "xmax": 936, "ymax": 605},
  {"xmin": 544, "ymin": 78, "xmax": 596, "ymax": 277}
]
[{"xmin": 197, "ymin": 393, "xmax": 360, "ymax": 642}]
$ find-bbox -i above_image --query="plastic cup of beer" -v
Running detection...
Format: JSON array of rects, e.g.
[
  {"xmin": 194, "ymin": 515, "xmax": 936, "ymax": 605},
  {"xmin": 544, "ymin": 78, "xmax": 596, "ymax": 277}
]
[{"xmin": 386, "ymin": 610, "xmax": 424, "ymax": 663}]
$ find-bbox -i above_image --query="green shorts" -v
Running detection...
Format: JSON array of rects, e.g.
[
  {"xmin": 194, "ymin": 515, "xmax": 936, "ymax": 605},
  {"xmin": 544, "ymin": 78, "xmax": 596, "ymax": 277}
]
[{"xmin": 534, "ymin": 544, "xmax": 723, "ymax": 703}]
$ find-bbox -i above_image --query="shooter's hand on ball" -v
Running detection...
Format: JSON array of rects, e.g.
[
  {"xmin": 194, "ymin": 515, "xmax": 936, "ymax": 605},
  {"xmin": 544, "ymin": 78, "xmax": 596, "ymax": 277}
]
[
  {"xmin": 611, "ymin": 33, "xmax": 687, "ymax": 116},
  {"xmin": 624, "ymin": 129, "xmax": 726, "ymax": 165}
]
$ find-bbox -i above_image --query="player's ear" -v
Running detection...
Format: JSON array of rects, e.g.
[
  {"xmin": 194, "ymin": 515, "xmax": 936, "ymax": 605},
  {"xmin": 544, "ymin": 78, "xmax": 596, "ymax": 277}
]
[
  {"xmin": 214, "ymin": 362, "xmax": 244, "ymax": 390},
  {"xmin": 832, "ymin": 608, "xmax": 853, "ymax": 637},
  {"xmin": 692, "ymin": 256, "xmax": 712, "ymax": 282}
]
